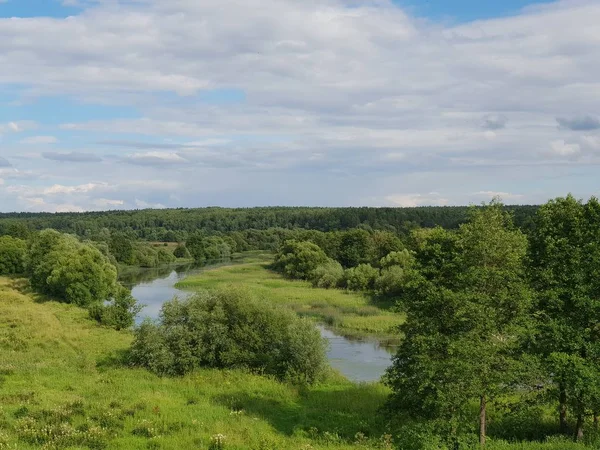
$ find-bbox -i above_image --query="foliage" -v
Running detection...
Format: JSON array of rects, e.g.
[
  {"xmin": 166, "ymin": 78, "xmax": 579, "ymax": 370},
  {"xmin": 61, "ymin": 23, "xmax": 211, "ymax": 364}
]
[
  {"xmin": 26, "ymin": 230, "xmax": 118, "ymax": 306},
  {"xmin": 88, "ymin": 285, "xmax": 143, "ymax": 330},
  {"xmin": 187, "ymin": 232, "xmax": 231, "ymax": 262},
  {"xmin": 527, "ymin": 195, "xmax": 600, "ymax": 438},
  {"xmin": 173, "ymin": 243, "xmax": 191, "ymax": 259},
  {"xmin": 129, "ymin": 288, "xmax": 328, "ymax": 384},
  {"xmin": 343, "ymin": 264, "xmax": 379, "ymax": 291},
  {"xmin": 273, "ymin": 240, "xmax": 329, "ymax": 280},
  {"xmin": 337, "ymin": 229, "xmax": 374, "ymax": 268},
  {"xmin": 385, "ymin": 202, "xmax": 532, "ymax": 446},
  {"xmin": 309, "ymin": 260, "xmax": 344, "ymax": 289},
  {"xmin": 0, "ymin": 236, "xmax": 26, "ymax": 275}
]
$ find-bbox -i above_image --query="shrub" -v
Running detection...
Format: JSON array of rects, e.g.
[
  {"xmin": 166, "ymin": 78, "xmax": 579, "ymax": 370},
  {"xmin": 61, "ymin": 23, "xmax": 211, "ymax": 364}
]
[
  {"xmin": 26, "ymin": 230, "xmax": 118, "ymax": 306},
  {"xmin": 89, "ymin": 285, "xmax": 143, "ymax": 330},
  {"xmin": 129, "ymin": 288, "xmax": 327, "ymax": 384},
  {"xmin": 173, "ymin": 244, "xmax": 191, "ymax": 259},
  {"xmin": 344, "ymin": 264, "xmax": 379, "ymax": 291},
  {"xmin": 0, "ymin": 236, "xmax": 26, "ymax": 275},
  {"xmin": 379, "ymin": 249, "xmax": 414, "ymax": 269},
  {"xmin": 375, "ymin": 265, "xmax": 415, "ymax": 297},
  {"xmin": 273, "ymin": 240, "xmax": 329, "ymax": 280},
  {"xmin": 309, "ymin": 260, "xmax": 344, "ymax": 289}
]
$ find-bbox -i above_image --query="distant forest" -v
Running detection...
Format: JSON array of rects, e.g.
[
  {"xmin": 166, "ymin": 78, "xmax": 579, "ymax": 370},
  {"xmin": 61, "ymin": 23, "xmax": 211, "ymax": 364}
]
[{"xmin": 0, "ymin": 205, "xmax": 540, "ymax": 241}]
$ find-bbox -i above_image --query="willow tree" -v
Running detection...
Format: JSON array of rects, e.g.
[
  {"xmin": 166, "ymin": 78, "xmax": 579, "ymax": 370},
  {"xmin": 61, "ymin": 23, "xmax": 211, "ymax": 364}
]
[{"xmin": 386, "ymin": 202, "xmax": 531, "ymax": 446}]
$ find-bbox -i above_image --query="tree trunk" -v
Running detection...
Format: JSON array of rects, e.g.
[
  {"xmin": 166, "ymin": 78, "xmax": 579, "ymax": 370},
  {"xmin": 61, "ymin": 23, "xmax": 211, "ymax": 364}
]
[
  {"xmin": 479, "ymin": 394, "xmax": 487, "ymax": 447},
  {"xmin": 575, "ymin": 413, "xmax": 584, "ymax": 441},
  {"xmin": 559, "ymin": 386, "xmax": 568, "ymax": 433}
]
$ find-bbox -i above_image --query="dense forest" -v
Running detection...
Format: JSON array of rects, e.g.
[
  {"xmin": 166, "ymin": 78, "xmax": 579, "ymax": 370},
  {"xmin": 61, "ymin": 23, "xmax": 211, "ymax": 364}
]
[{"xmin": 0, "ymin": 205, "xmax": 539, "ymax": 241}]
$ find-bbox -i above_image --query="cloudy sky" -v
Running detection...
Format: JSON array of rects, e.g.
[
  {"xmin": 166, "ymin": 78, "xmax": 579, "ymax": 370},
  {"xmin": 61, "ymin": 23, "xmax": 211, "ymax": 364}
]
[{"xmin": 0, "ymin": 0, "xmax": 599, "ymax": 212}]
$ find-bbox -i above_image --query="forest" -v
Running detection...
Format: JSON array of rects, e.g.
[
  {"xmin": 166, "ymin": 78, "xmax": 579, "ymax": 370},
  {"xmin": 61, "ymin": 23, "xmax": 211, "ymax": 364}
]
[{"xmin": 0, "ymin": 196, "xmax": 599, "ymax": 449}]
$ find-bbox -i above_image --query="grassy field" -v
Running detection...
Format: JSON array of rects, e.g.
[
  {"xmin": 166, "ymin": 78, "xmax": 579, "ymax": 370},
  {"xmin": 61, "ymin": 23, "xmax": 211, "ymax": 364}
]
[
  {"xmin": 0, "ymin": 276, "xmax": 392, "ymax": 449},
  {"xmin": 0, "ymin": 273, "xmax": 593, "ymax": 449},
  {"xmin": 176, "ymin": 256, "xmax": 405, "ymax": 340}
]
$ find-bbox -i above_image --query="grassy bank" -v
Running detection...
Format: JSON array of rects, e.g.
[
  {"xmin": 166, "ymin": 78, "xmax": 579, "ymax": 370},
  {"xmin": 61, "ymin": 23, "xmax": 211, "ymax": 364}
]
[
  {"xmin": 0, "ymin": 276, "xmax": 391, "ymax": 449},
  {"xmin": 175, "ymin": 257, "xmax": 404, "ymax": 340}
]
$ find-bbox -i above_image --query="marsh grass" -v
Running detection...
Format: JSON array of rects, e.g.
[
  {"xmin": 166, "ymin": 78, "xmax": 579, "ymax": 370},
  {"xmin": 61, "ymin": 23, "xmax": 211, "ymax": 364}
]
[{"xmin": 176, "ymin": 260, "xmax": 405, "ymax": 339}]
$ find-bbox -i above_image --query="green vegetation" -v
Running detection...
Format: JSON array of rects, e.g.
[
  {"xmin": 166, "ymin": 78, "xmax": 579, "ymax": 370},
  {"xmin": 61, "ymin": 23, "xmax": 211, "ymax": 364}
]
[
  {"xmin": 0, "ymin": 205, "xmax": 540, "ymax": 241},
  {"xmin": 177, "ymin": 259, "xmax": 404, "ymax": 338},
  {"xmin": 3, "ymin": 197, "xmax": 600, "ymax": 448},
  {"xmin": 130, "ymin": 288, "xmax": 327, "ymax": 384},
  {"xmin": 26, "ymin": 229, "xmax": 118, "ymax": 307},
  {"xmin": 0, "ymin": 235, "xmax": 26, "ymax": 275},
  {"xmin": 0, "ymin": 277, "xmax": 392, "ymax": 449}
]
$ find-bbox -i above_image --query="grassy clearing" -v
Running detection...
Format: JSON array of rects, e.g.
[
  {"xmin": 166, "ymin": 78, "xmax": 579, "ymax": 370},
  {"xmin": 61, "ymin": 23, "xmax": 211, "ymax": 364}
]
[
  {"xmin": 176, "ymin": 258, "xmax": 405, "ymax": 339},
  {"xmin": 0, "ymin": 276, "xmax": 393, "ymax": 449}
]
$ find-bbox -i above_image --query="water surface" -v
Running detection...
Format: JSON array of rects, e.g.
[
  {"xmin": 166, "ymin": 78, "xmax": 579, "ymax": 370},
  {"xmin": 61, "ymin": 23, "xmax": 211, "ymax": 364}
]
[{"xmin": 122, "ymin": 263, "xmax": 393, "ymax": 382}]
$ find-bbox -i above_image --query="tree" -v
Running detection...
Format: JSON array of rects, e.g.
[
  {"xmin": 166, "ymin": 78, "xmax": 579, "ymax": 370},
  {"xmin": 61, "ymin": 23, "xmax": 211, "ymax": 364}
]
[
  {"xmin": 528, "ymin": 195, "xmax": 600, "ymax": 440},
  {"xmin": 26, "ymin": 230, "xmax": 118, "ymax": 306},
  {"xmin": 273, "ymin": 240, "xmax": 329, "ymax": 279},
  {"xmin": 337, "ymin": 229, "xmax": 374, "ymax": 268},
  {"xmin": 89, "ymin": 284, "xmax": 143, "ymax": 330},
  {"xmin": 371, "ymin": 231, "xmax": 404, "ymax": 264},
  {"xmin": 344, "ymin": 263, "xmax": 379, "ymax": 291},
  {"xmin": 129, "ymin": 288, "xmax": 327, "ymax": 384},
  {"xmin": 386, "ymin": 202, "xmax": 531, "ymax": 446},
  {"xmin": 309, "ymin": 260, "xmax": 344, "ymax": 289},
  {"xmin": 0, "ymin": 236, "xmax": 26, "ymax": 275},
  {"xmin": 173, "ymin": 243, "xmax": 191, "ymax": 259}
]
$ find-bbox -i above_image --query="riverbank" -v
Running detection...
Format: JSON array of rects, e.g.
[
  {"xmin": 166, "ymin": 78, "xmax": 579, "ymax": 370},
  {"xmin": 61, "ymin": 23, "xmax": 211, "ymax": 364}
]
[
  {"xmin": 176, "ymin": 256, "xmax": 405, "ymax": 342},
  {"xmin": 0, "ymin": 276, "xmax": 391, "ymax": 449}
]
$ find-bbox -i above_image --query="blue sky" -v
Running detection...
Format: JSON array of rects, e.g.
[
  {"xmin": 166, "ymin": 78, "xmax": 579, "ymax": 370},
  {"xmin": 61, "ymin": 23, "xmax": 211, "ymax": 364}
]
[
  {"xmin": 1, "ymin": 0, "xmax": 556, "ymax": 22},
  {"xmin": 1, "ymin": 0, "xmax": 599, "ymax": 212}
]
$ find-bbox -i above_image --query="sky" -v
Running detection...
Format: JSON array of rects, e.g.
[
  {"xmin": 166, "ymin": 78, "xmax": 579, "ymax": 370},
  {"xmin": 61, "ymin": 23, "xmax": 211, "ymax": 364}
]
[{"xmin": 0, "ymin": 0, "xmax": 599, "ymax": 212}]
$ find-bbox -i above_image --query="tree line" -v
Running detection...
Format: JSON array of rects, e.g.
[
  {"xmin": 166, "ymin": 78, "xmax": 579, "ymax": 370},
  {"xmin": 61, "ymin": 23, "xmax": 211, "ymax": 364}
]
[
  {"xmin": 0, "ymin": 205, "xmax": 539, "ymax": 241},
  {"xmin": 271, "ymin": 195, "xmax": 600, "ymax": 447}
]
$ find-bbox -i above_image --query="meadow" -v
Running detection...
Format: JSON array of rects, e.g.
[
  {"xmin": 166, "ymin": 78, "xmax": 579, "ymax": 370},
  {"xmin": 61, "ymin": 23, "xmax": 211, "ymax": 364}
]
[
  {"xmin": 0, "ymin": 272, "xmax": 592, "ymax": 449},
  {"xmin": 176, "ymin": 254, "xmax": 404, "ymax": 341},
  {"xmin": 0, "ymin": 276, "xmax": 391, "ymax": 449}
]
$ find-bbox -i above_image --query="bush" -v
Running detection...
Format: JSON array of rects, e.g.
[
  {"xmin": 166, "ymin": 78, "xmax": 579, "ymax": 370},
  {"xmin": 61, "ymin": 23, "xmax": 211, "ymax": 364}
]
[
  {"xmin": 173, "ymin": 243, "xmax": 191, "ymax": 259},
  {"xmin": 273, "ymin": 240, "xmax": 329, "ymax": 279},
  {"xmin": 89, "ymin": 285, "xmax": 143, "ymax": 330},
  {"xmin": 26, "ymin": 230, "xmax": 118, "ymax": 306},
  {"xmin": 309, "ymin": 259, "xmax": 344, "ymax": 289},
  {"xmin": 344, "ymin": 264, "xmax": 379, "ymax": 291},
  {"xmin": 0, "ymin": 235, "xmax": 26, "ymax": 274},
  {"xmin": 379, "ymin": 249, "xmax": 414, "ymax": 269},
  {"xmin": 129, "ymin": 288, "xmax": 327, "ymax": 384}
]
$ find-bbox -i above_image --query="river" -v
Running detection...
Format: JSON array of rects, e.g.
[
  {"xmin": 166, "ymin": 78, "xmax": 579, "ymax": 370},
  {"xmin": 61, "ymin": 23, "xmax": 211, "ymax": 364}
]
[{"xmin": 120, "ymin": 262, "xmax": 393, "ymax": 383}]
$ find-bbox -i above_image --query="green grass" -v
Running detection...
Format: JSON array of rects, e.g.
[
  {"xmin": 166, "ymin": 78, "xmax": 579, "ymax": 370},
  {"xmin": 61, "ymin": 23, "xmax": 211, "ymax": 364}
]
[
  {"xmin": 176, "ymin": 259, "xmax": 405, "ymax": 340},
  {"xmin": 0, "ymin": 275, "xmax": 595, "ymax": 449},
  {"xmin": 0, "ymin": 276, "xmax": 393, "ymax": 449}
]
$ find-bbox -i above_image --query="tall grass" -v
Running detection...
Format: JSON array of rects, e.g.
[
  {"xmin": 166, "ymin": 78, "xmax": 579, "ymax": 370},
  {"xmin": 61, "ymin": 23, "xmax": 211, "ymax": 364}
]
[{"xmin": 176, "ymin": 260, "xmax": 405, "ymax": 339}]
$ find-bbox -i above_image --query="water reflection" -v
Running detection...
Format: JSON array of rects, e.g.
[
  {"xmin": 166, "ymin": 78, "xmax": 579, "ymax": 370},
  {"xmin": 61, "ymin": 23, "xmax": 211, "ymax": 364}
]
[
  {"xmin": 318, "ymin": 326, "xmax": 393, "ymax": 382},
  {"xmin": 122, "ymin": 261, "xmax": 394, "ymax": 382}
]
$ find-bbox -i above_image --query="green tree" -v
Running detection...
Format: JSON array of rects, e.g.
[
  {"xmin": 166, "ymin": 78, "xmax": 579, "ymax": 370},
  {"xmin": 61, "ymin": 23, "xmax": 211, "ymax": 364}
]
[
  {"xmin": 0, "ymin": 236, "xmax": 27, "ymax": 274},
  {"xmin": 343, "ymin": 263, "xmax": 379, "ymax": 291},
  {"xmin": 337, "ymin": 229, "xmax": 374, "ymax": 268},
  {"xmin": 309, "ymin": 259, "xmax": 344, "ymax": 289},
  {"xmin": 129, "ymin": 288, "xmax": 327, "ymax": 384},
  {"xmin": 27, "ymin": 230, "xmax": 118, "ymax": 306},
  {"xmin": 386, "ymin": 203, "xmax": 531, "ymax": 446},
  {"xmin": 528, "ymin": 195, "xmax": 600, "ymax": 440},
  {"xmin": 273, "ymin": 240, "xmax": 329, "ymax": 280},
  {"xmin": 173, "ymin": 243, "xmax": 191, "ymax": 259}
]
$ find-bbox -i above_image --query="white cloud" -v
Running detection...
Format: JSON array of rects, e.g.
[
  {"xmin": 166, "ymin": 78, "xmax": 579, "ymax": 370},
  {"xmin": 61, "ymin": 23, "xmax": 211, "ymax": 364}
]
[
  {"xmin": 135, "ymin": 198, "xmax": 166, "ymax": 209},
  {"xmin": 385, "ymin": 192, "xmax": 449, "ymax": 207},
  {"xmin": 473, "ymin": 191, "xmax": 525, "ymax": 201},
  {"xmin": 1, "ymin": 0, "xmax": 600, "ymax": 210},
  {"xmin": 550, "ymin": 140, "xmax": 581, "ymax": 157},
  {"xmin": 20, "ymin": 136, "xmax": 58, "ymax": 145}
]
